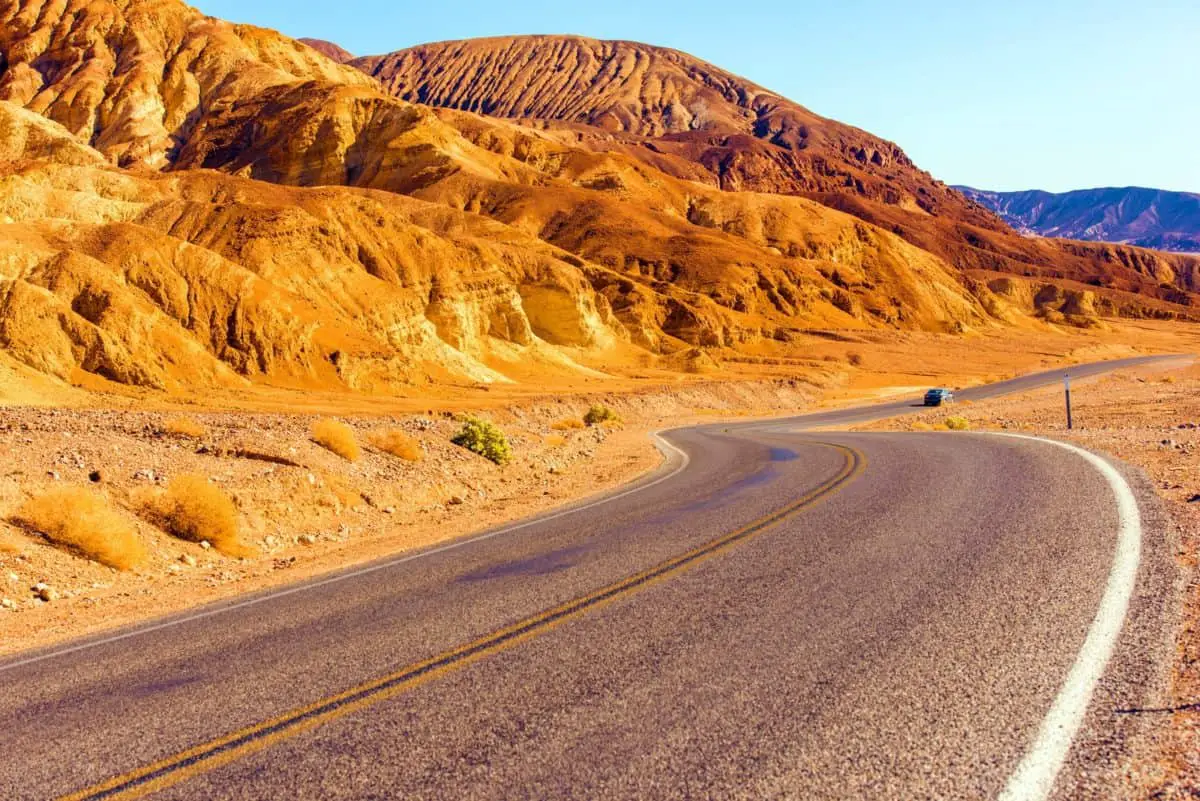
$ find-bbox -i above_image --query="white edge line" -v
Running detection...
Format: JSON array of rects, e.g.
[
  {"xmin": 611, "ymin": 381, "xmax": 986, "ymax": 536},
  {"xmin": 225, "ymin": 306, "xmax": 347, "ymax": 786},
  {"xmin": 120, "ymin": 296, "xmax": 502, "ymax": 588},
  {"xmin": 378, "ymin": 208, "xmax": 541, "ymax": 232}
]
[
  {"xmin": 990, "ymin": 432, "xmax": 1143, "ymax": 801},
  {"xmin": 0, "ymin": 433, "xmax": 691, "ymax": 674}
]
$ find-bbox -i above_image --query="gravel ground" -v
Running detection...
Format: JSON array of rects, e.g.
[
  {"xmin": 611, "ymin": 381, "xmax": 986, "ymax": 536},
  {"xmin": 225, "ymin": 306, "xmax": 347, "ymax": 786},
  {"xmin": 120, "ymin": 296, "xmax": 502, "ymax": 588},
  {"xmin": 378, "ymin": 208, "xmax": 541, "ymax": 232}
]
[
  {"xmin": 0, "ymin": 405, "xmax": 649, "ymax": 654},
  {"xmin": 0, "ymin": 379, "xmax": 828, "ymax": 655}
]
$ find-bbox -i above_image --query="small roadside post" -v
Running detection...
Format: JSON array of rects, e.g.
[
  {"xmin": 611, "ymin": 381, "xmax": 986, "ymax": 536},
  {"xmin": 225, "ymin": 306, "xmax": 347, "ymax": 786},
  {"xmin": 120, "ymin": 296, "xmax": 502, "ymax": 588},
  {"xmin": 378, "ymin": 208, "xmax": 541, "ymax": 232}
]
[{"xmin": 1064, "ymin": 373, "xmax": 1073, "ymax": 430}]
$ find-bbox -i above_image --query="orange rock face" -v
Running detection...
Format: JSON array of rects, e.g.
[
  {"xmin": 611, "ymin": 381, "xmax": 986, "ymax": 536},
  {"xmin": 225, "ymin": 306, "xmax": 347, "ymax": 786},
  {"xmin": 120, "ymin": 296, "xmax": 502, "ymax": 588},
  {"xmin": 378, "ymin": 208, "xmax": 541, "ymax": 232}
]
[
  {"xmin": 0, "ymin": 2, "xmax": 1196, "ymax": 394},
  {"xmin": 0, "ymin": 0, "xmax": 374, "ymax": 168},
  {"xmin": 353, "ymin": 36, "xmax": 982, "ymax": 219},
  {"xmin": 352, "ymin": 35, "xmax": 1200, "ymax": 314}
]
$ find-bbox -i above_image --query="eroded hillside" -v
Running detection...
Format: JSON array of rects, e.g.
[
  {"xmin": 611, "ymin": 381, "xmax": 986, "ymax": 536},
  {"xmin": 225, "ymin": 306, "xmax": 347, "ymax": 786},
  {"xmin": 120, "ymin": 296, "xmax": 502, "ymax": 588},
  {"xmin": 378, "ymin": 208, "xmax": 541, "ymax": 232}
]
[
  {"xmin": 0, "ymin": 102, "xmax": 653, "ymax": 390},
  {"xmin": 352, "ymin": 35, "xmax": 1200, "ymax": 314},
  {"xmin": 353, "ymin": 36, "xmax": 989, "ymax": 220},
  {"xmin": 0, "ymin": 0, "xmax": 1196, "ymax": 397}
]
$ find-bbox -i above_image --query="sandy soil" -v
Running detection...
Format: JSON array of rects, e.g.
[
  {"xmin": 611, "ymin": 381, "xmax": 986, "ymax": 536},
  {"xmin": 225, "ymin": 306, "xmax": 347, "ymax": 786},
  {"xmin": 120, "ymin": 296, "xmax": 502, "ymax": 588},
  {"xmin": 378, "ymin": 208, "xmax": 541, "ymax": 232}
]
[
  {"xmin": 857, "ymin": 359, "xmax": 1200, "ymax": 798},
  {"xmin": 0, "ymin": 377, "xmax": 844, "ymax": 655}
]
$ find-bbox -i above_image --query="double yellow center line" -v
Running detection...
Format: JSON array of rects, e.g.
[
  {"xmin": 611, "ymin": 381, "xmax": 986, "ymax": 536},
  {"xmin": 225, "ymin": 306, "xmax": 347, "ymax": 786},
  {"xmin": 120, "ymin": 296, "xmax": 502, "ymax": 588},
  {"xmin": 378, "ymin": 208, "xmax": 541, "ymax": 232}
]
[{"xmin": 57, "ymin": 442, "xmax": 865, "ymax": 801}]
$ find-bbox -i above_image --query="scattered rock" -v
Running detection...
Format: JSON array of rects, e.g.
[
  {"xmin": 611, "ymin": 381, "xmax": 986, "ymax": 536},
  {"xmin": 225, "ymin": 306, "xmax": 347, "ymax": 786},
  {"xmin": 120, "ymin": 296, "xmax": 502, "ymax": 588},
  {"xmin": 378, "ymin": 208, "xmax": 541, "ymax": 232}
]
[
  {"xmin": 297, "ymin": 534, "xmax": 317, "ymax": 546},
  {"xmin": 0, "ymin": 598, "xmax": 16, "ymax": 610},
  {"xmin": 263, "ymin": 535, "xmax": 277, "ymax": 547},
  {"xmin": 32, "ymin": 583, "xmax": 58, "ymax": 602},
  {"xmin": 134, "ymin": 469, "xmax": 157, "ymax": 482},
  {"xmin": 1188, "ymin": 494, "xmax": 1200, "ymax": 504},
  {"xmin": 179, "ymin": 554, "xmax": 197, "ymax": 567},
  {"xmin": 88, "ymin": 470, "xmax": 103, "ymax": 483},
  {"xmin": 46, "ymin": 470, "xmax": 60, "ymax": 481},
  {"xmin": 382, "ymin": 506, "xmax": 395, "ymax": 514},
  {"xmin": 448, "ymin": 495, "xmax": 465, "ymax": 506},
  {"xmin": 199, "ymin": 540, "xmax": 212, "ymax": 550}
]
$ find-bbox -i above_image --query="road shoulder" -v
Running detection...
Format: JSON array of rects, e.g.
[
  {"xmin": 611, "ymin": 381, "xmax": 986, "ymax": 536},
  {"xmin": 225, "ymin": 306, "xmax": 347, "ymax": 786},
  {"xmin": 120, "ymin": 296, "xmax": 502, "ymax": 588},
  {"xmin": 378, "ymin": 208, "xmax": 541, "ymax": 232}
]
[{"xmin": 855, "ymin": 360, "xmax": 1200, "ymax": 798}]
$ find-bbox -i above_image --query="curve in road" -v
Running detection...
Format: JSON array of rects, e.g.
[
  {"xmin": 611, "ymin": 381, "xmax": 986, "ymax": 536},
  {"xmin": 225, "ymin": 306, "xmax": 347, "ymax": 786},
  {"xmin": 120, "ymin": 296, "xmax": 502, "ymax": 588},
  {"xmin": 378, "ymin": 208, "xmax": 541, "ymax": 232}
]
[{"xmin": 0, "ymin": 355, "xmax": 1183, "ymax": 801}]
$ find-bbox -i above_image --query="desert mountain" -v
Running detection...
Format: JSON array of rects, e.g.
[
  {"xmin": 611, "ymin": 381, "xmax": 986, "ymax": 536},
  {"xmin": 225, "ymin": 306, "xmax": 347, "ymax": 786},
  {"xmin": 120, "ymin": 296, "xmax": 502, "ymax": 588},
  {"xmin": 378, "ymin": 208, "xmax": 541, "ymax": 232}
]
[
  {"xmin": 352, "ymin": 36, "xmax": 993, "ymax": 224},
  {"xmin": 0, "ymin": 0, "xmax": 375, "ymax": 169},
  {"xmin": 0, "ymin": 0, "xmax": 1197, "ymax": 395},
  {"xmin": 350, "ymin": 36, "xmax": 1200, "ymax": 310},
  {"xmin": 957, "ymin": 186, "xmax": 1200, "ymax": 254},
  {"xmin": 0, "ymin": 100, "xmax": 651, "ymax": 391}
]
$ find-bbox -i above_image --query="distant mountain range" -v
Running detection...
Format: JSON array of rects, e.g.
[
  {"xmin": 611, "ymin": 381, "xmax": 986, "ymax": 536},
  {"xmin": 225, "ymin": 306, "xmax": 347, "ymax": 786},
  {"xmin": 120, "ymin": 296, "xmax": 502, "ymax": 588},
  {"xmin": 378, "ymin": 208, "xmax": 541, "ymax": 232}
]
[{"xmin": 955, "ymin": 186, "xmax": 1200, "ymax": 253}]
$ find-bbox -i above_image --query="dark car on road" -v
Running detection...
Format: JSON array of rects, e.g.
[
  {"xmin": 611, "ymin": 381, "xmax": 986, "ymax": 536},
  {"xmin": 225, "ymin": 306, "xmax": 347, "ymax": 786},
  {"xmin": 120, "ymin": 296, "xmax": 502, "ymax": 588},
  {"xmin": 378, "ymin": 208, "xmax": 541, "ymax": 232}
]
[{"xmin": 924, "ymin": 388, "xmax": 955, "ymax": 407}]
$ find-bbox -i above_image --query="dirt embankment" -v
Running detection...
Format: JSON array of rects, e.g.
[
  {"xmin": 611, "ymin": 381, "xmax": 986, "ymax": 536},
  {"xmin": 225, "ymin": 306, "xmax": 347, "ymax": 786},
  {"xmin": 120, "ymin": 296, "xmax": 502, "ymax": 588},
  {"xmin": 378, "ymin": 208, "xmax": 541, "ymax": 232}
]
[
  {"xmin": 0, "ymin": 377, "xmax": 830, "ymax": 654},
  {"xmin": 857, "ymin": 360, "xmax": 1200, "ymax": 798}
]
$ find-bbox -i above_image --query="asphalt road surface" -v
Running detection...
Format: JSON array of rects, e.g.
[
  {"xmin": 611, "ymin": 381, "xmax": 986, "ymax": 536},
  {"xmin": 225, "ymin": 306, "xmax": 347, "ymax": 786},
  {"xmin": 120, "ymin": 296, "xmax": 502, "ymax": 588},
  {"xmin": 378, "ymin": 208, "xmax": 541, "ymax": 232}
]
[{"xmin": 0, "ymin": 355, "xmax": 1183, "ymax": 800}]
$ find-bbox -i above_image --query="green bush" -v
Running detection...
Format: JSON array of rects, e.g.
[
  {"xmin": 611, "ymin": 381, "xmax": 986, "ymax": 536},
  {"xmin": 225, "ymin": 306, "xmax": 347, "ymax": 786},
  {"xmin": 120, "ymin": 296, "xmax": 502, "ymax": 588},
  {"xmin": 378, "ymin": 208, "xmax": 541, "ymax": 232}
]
[
  {"xmin": 944, "ymin": 416, "xmax": 971, "ymax": 431},
  {"xmin": 583, "ymin": 404, "xmax": 620, "ymax": 427},
  {"xmin": 451, "ymin": 417, "xmax": 513, "ymax": 465}
]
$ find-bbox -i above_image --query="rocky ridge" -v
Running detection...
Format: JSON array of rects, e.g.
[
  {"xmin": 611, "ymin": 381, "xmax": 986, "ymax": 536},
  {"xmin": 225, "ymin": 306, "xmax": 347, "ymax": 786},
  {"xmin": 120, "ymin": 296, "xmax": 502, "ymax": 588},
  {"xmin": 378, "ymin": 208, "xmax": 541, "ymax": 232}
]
[
  {"xmin": 0, "ymin": 0, "xmax": 1197, "ymax": 395},
  {"xmin": 351, "ymin": 35, "xmax": 1200, "ymax": 313}
]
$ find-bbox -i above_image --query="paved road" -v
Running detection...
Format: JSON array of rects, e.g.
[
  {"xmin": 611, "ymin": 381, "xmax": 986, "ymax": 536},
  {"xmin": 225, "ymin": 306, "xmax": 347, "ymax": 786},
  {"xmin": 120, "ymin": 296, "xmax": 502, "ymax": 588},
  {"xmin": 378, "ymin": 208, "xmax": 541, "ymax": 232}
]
[{"xmin": 0, "ymin": 356, "xmax": 1183, "ymax": 800}]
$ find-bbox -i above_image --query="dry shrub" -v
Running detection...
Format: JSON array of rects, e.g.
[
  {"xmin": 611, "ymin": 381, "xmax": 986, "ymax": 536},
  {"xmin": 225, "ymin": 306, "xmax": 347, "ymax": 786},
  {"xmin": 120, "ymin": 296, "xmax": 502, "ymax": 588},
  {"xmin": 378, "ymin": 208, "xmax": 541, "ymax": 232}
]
[
  {"xmin": 944, "ymin": 416, "xmax": 971, "ymax": 431},
  {"xmin": 371, "ymin": 429, "xmax": 422, "ymax": 461},
  {"xmin": 1162, "ymin": 375, "xmax": 1178, "ymax": 384},
  {"xmin": 544, "ymin": 434, "xmax": 567, "ymax": 448},
  {"xmin": 846, "ymin": 352, "xmax": 865, "ymax": 367},
  {"xmin": 550, "ymin": 418, "xmax": 585, "ymax": 431},
  {"xmin": 910, "ymin": 421, "xmax": 934, "ymax": 432},
  {"xmin": 583, "ymin": 405, "xmax": 620, "ymax": 427},
  {"xmin": 153, "ymin": 474, "xmax": 251, "ymax": 557},
  {"xmin": 312, "ymin": 418, "xmax": 361, "ymax": 461},
  {"xmin": 161, "ymin": 416, "xmax": 208, "ymax": 439},
  {"xmin": 16, "ymin": 488, "xmax": 146, "ymax": 570}
]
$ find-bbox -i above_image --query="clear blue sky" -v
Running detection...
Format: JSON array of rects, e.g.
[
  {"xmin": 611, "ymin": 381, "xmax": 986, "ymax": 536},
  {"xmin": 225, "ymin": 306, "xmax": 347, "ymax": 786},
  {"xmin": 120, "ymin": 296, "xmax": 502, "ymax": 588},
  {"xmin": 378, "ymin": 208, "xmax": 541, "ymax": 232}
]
[{"xmin": 194, "ymin": 0, "xmax": 1200, "ymax": 193}]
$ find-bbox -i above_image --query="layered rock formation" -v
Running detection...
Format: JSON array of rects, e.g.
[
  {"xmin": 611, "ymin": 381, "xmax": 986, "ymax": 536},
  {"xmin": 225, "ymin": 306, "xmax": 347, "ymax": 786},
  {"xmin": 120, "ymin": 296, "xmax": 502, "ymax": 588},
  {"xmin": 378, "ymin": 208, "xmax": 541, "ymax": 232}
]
[
  {"xmin": 0, "ymin": 0, "xmax": 1196, "ymax": 395},
  {"xmin": 0, "ymin": 102, "xmax": 636, "ymax": 390},
  {"xmin": 351, "ymin": 35, "xmax": 1200, "ymax": 312},
  {"xmin": 352, "ymin": 36, "xmax": 991, "ymax": 223},
  {"xmin": 0, "ymin": 0, "xmax": 374, "ymax": 168}
]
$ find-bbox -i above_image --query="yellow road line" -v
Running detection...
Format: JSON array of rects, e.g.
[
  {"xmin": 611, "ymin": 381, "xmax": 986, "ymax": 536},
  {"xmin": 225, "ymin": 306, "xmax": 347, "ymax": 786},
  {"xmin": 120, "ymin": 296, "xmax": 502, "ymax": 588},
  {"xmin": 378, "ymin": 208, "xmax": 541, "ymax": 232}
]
[{"xmin": 56, "ymin": 443, "xmax": 865, "ymax": 801}]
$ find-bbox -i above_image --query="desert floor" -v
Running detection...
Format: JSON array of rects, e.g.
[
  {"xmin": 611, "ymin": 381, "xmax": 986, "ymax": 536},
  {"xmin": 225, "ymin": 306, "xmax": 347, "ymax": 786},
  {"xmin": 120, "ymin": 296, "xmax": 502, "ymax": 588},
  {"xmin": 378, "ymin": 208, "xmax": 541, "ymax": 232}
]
[{"xmin": 1, "ymin": 320, "xmax": 1197, "ymax": 657}]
